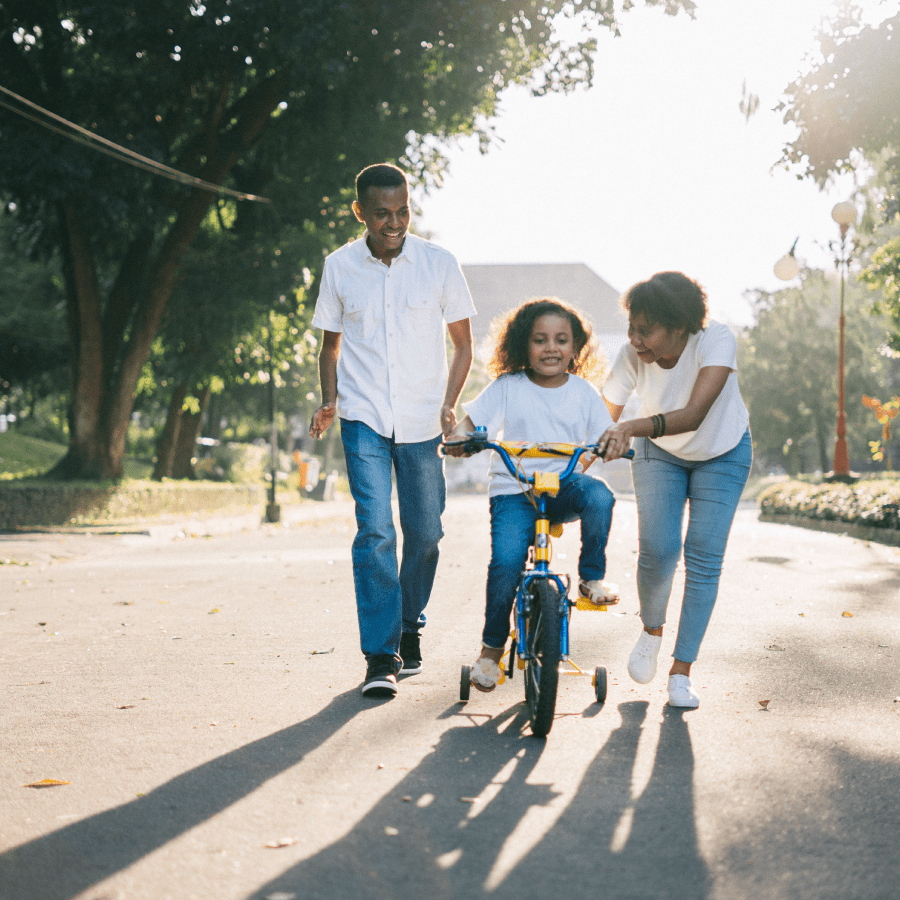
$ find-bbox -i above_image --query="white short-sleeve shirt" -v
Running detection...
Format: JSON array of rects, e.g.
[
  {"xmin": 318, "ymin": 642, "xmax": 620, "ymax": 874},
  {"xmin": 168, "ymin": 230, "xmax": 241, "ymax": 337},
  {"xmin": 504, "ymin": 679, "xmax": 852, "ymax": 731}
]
[
  {"xmin": 602, "ymin": 320, "xmax": 749, "ymax": 461},
  {"xmin": 464, "ymin": 372, "xmax": 615, "ymax": 497},
  {"xmin": 312, "ymin": 232, "xmax": 476, "ymax": 443}
]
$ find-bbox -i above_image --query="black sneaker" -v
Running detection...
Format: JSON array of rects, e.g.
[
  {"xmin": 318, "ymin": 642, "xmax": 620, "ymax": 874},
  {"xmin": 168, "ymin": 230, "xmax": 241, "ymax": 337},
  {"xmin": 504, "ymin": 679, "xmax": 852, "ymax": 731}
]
[
  {"xmin": 361, "ymin": 655, "xmax": 399, "ymax": 698},
  {"xmin": 399, "ymin": 632, "xmax": 422, "ymax": 675}
]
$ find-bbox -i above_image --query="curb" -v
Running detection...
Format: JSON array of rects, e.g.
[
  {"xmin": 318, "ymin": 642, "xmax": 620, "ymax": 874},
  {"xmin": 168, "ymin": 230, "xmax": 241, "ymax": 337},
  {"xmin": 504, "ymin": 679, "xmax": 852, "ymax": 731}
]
[{"xmin": 759, "ymin": 512, "xmax": 900, "ymax": 548}]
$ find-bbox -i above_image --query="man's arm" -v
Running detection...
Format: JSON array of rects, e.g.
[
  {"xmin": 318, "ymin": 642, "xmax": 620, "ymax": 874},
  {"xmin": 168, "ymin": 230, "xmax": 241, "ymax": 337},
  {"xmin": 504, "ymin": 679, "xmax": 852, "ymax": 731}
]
[
  {"xmin": 309, "ymin": 330, "xmax": 342, "ymax": 439},
  {"xmin": 441, "ymin": 318, "xmax": 474, "ymax": 437}
]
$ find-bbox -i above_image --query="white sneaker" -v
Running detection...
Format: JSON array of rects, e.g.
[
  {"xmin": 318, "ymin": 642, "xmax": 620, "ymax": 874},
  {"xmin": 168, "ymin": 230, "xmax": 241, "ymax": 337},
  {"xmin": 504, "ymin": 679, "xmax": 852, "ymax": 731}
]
[
  {"xmin": 470, "ymin": 656, "xmax": 501, "ymax": 692},
  {"xmin": 579, "ymin": 579, "xmax": 620, "ymax": 606},
  {"xmin": 628, "ymin": 631, "xmax": 662, "ymax": 684},
  {"xmin": 667, "ymin": 674, "xmax": 700, "ymax": 708}
]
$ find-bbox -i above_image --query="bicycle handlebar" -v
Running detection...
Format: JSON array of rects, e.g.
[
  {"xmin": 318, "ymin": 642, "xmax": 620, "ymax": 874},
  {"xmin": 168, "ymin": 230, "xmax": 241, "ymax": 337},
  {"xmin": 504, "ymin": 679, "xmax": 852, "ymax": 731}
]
[{"xmin": 440, "ymin": 429, "xmax": 634, "ymax": 489}]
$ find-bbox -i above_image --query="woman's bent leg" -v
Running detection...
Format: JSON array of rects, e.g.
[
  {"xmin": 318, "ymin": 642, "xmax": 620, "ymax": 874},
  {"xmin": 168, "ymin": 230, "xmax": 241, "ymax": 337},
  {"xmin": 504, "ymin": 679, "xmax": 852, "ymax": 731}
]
[
  {"xmin": 631, "ymin": 438, "xmax": 689, "ymax": 630},
  {"xmin": 673, "ymin": 431, "xmax": 752, "ymax": 663},
  {"xmin": 483, "ymin": 494, "xmax": 536, "ymax": 649}
]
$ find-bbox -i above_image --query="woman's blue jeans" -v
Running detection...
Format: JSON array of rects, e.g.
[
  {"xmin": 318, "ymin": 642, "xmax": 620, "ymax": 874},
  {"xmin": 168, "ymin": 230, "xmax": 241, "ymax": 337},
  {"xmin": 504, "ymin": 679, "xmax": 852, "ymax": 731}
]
[
  {"xmin": 340, "ymin": 419, "xmax": 445, "ymax": 662},
  {"xmin": 631, "ymin": 430, "xmax": 752, "ymax": 663},
  {"xmin": 483, "ymin": 473, "xmax": 615, "ymax": 649}
]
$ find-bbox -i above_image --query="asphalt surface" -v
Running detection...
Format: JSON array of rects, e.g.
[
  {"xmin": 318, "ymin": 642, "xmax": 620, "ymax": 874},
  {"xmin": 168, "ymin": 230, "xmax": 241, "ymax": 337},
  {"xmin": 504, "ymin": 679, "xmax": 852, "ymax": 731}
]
[{"xmin": 1, "ymin": 489, "xmax": 899, "ymax": 900}]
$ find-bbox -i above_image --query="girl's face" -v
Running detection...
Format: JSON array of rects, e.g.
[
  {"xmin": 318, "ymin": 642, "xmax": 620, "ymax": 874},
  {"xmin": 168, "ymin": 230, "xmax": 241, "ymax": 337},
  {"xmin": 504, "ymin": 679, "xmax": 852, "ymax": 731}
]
[
  {"xmin": 628, "ymin": 312, "xmax": 687, "ymax": 368},
  {"xmin": 526, "ymin": 313, "xmax": 575, "ymax": 387}
]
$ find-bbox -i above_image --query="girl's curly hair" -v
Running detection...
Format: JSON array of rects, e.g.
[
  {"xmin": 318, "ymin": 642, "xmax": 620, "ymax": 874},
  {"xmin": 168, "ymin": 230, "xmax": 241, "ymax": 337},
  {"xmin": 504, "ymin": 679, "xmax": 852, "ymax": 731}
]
[{"xmin": 487, "ymin": 297, "xmax": 607, "ymax": 385}]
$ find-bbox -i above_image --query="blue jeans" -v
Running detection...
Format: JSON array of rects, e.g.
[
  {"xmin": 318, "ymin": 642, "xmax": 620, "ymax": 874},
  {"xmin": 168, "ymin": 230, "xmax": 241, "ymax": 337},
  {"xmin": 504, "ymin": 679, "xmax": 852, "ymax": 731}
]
[
  {"xmin": 631, "ymin": 430, "xmax": 752, "ymax": 663},
  {"xmin": 483, "ymin": 473, "xmax": 615, "ymax": 649},
  {"xmin": 340, "ymin": 419, "xmax": 445, "ymax": 662}
]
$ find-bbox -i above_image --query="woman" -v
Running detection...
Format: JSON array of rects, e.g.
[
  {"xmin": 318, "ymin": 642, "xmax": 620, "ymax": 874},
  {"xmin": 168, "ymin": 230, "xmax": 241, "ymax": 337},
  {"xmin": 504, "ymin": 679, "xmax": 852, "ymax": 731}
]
[{"xmin": 597, "ymin": 271, "xmax": 751, "ymax": 709}]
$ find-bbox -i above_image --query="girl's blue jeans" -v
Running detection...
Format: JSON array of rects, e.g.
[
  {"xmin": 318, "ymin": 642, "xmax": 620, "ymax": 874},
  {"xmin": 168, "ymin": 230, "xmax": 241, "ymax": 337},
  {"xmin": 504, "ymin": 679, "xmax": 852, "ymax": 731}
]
[
  {"xmin": 482, "ymin": 473, "xmax": 615, "ymax": 649},
  {"xmin": 340, "ymin": 419, "xmax": 445, "ymax": 662},
  {"xmin": 631, "ymin": 430, "xmax": 752, "ymax": 664}
]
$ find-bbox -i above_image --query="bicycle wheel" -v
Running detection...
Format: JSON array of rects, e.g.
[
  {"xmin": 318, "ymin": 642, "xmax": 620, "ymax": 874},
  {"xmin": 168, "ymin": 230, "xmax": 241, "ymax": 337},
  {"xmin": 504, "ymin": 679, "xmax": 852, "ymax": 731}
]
[
  {"xmin": 593, "ymin": 666, "xmax": 607, "ymax": 704},
  {"xmin": 460, "ymin": 665, "xmax": 471, "ymax": 702},
  {"xmin": 524, "ymin": 578, "xmax": 561, "ymax": 737}
]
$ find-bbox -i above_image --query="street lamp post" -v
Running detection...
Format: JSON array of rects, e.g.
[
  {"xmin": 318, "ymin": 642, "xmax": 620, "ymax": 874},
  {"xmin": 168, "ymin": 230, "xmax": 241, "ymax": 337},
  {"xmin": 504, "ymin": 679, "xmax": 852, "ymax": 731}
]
[
  {"xmin": 830, "ymin": 200, "xmax": 856, "ymax": 480},
  {"xmin": 774, "ymin": 201, "xmax": 857, "ymax": 480}
]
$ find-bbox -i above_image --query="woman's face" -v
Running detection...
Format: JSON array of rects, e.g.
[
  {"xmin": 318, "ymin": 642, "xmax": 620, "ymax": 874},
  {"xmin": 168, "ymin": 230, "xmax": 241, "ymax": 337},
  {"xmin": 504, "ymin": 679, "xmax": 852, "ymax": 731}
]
[
  {"xmin": 628, "ymin": 312, "xmax": 687, "ymax": 368},
  {"xmin": 526, "ymin": 313, "xmax": 575, "ymax": 386}
]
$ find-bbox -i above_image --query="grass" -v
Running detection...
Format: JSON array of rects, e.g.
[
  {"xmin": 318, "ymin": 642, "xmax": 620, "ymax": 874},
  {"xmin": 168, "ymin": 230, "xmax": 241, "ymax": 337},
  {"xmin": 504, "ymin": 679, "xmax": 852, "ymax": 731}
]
[{"xmin": 0, "ymin": 431, "xmax": 153, "ymax": 480}]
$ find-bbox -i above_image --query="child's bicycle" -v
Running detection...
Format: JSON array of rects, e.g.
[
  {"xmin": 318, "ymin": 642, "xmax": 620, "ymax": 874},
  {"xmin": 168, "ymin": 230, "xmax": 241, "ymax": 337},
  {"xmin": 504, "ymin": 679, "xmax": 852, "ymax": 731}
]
[{"xmin": 441, "ymin": 427, "xmax": 633, "ymax": 737}]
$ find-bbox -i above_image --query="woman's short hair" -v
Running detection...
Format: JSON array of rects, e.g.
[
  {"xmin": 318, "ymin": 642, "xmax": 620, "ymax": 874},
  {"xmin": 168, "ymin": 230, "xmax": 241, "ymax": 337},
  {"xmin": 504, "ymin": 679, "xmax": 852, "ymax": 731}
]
[{"xmin": 621, "ymin": 271, "xmax": 708, "ymax": 334}]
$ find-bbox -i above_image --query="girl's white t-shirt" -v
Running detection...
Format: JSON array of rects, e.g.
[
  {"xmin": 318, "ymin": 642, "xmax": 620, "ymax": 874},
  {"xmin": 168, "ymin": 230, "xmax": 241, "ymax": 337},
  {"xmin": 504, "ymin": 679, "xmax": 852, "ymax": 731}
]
[
  {"xmin": 463, "ymin": 372, "xmax": 614, "ymax": 497},
  {"xmin": 602, "ymin": 320, "xmax": 749, "ymax": 461}
]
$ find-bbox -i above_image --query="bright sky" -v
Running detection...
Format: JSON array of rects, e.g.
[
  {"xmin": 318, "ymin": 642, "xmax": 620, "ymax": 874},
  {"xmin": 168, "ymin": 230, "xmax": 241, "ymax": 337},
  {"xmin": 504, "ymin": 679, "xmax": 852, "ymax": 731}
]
[{"xmin": 416, "ymin": 0, "xmax": 899, "ymax": 327}]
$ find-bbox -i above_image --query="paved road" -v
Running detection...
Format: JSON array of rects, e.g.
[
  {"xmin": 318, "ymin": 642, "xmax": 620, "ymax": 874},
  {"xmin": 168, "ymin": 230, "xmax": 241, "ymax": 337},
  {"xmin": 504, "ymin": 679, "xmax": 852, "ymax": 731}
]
[{"xmin": 1, "ymin": 493, "xmax": 898, "ymax": 900}]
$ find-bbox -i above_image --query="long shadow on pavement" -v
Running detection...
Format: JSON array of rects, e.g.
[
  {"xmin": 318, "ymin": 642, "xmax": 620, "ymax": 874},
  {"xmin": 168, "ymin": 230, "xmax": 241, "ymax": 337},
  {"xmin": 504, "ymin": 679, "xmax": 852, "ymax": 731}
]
[
  {"xmin": 0, "ymin": 689, "xmax": 363, "ymax": 900},
  {"xmin": 247, "ymin": 699, "xmax": 708, "ymax": 900}
]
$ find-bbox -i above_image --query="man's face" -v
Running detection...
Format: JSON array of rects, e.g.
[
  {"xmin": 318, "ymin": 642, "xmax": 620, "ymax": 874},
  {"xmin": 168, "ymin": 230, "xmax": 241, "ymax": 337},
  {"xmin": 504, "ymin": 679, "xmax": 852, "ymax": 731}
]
[{"xmin": 353, "ymin": 184, "xmax": 411, "ymax": 261}]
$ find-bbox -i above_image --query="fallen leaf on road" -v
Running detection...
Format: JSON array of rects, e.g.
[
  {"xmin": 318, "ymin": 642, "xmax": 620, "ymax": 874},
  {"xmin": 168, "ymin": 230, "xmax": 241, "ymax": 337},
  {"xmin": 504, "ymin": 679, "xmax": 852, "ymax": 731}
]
[
  {"xmin": 116, "ymin": 704, "xmax": 135, "ymax": 709},
  {"xmin": 208, "ymin": 608, "xmax": 220, "ymax": 614},
  {"xmin": 758, "ymin": 700, "xmax": 771, "ymax": 710},
  {"xmin": 24, "ymin": 779, "xmax": 70, "ymax": 788},
  {"xmin": 384, "ymin": 827, "xmax": 399, "ymax": 836},
  {"xmin": 765, "ymin": 645, "xmax": 785, "ymax": 651},
  {"xmin": 264, "ymin": 837, "xmax": 298, "ymax": 848},
  {"xmin": 311, "ymin": 648, "xmax": 334, "ymax": 655},
  {"xmin": 842, "ymin": 611, "xmax": 854, "ymax": 617}
]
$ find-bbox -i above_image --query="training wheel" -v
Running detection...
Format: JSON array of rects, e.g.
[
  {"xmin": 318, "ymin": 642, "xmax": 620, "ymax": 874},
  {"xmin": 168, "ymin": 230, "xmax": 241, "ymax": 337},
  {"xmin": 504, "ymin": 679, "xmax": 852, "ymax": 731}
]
[
  {"xmin": 593, "ymin": 666, "xmax": 608, "ymax": 704},
  {"xmin": 460, "ymin": 665, "xmax": 471, "ymax": 702}
]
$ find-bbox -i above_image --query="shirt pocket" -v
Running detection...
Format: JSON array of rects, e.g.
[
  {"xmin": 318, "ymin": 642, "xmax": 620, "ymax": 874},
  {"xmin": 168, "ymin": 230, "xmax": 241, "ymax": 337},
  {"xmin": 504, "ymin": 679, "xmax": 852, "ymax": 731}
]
[
  {"xmin": 405, "ymin": 292, "xmax": 442, "ymax": 335},
  {"xmin": 342, "ymin": 295, "xmax": 371, "ymax": 341}
]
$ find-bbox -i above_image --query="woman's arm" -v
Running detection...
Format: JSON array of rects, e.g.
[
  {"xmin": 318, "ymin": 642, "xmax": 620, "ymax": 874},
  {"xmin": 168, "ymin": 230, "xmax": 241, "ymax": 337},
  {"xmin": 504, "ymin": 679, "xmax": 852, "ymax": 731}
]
[{"xmin": 597, "ymin": 366, "xmax": 731, "ymax": 460}]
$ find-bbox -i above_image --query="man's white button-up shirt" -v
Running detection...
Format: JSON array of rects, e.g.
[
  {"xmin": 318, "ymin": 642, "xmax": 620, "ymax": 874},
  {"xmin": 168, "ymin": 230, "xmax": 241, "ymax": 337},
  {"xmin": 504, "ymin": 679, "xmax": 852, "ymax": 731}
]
[{"xmin": 312, "ymin": 232, "xmax": 476, "ymax": 443}]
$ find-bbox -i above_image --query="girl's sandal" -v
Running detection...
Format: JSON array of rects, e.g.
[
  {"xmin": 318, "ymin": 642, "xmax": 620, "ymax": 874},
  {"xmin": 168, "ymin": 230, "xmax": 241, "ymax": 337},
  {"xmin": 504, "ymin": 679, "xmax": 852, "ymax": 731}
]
[
  {"xmin": 470, "ymin": 656, "xmax": 502, "ymax": 692},
  {"xmin": 579, "ymin": 579, "xmax": 620, "ymax": 607}
]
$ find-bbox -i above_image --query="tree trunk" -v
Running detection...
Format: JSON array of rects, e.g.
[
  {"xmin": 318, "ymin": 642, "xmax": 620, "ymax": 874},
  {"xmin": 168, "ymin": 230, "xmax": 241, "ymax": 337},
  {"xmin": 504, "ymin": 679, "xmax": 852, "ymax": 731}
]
[
  {"xmin": 152, "ymin": 382, "xmax": 189, "ymax": 480},
  {"xmin": 46, "ymin": 76, "xmax": 285, "ymax": 481},
  {"xmin": 171, "ymin": 385, "xmax": 211, "ymax": 479}
]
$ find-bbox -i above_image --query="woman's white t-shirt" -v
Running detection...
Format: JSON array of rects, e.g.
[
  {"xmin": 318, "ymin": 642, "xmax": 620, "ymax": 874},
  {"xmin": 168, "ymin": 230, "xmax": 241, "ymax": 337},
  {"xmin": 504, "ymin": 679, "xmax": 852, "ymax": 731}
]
[
  {"xmin": 602, "ymin": 320, "xmax": 749, "ymax": 461},
  {"xmin": 464, "ymin": 372, "xmax": 614, "ymax": 497}
]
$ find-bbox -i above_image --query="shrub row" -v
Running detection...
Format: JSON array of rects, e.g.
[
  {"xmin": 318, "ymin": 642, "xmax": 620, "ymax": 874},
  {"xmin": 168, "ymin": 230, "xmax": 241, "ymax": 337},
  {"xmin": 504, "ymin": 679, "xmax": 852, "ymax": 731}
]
[
  {"xmin": 758, "ymin": 479, "xmax": 900, "ymax": 531},
  {"xmin": 0, "ymin": 480, "xmax": 266, "ymax": 531}
]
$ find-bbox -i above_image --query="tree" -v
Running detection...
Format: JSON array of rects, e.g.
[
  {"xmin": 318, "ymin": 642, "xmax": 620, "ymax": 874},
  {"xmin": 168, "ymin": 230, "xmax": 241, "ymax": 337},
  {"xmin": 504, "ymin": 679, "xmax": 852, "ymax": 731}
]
[
  {"xmin": 0, "ymin": 0, "xmax": 697, "ymax": 480},
  {"xmin": 738, "ymin": 269, "xmax": 896, "ymax": 475},
  {"xmin": 0, "ymin": 204, "xmax": 68, "ymax": 423}
]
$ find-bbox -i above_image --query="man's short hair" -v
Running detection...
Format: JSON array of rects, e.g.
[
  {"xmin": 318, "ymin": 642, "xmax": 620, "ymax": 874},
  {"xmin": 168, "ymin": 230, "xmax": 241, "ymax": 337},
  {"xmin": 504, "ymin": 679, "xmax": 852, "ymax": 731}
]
[{"xmin": 356, "ymin": 164, "xmax": 408, "ymax": 205}]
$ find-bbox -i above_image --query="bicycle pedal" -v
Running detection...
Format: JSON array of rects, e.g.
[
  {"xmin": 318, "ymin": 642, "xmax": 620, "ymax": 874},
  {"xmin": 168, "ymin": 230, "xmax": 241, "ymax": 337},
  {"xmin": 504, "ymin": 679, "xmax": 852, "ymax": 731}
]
[
  {"xmin": 498, "ymin": 661, "xmax": 506, "ymax": 685},
  {"xmin": 517, "ymin": 657, "xmax": 526, "ymax": 670},
  {"xmin": 575, "ymin": 597, "xmax": 609, "ymax": 612}
]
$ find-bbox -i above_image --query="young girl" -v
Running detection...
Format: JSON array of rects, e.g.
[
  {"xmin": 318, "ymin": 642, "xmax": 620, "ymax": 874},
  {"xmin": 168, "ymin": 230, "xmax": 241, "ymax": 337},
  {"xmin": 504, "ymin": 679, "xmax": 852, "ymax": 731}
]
[{"xmin": 447, "ymin": 298, "xmax": 619, "ymax": 692}]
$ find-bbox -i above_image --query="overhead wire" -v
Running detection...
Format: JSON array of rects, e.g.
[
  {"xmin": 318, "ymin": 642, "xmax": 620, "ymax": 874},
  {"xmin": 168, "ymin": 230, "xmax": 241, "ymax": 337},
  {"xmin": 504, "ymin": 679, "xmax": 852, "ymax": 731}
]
[{"xmin": 0, "ymin": 83, "xmax": 270, "ymax": 203}]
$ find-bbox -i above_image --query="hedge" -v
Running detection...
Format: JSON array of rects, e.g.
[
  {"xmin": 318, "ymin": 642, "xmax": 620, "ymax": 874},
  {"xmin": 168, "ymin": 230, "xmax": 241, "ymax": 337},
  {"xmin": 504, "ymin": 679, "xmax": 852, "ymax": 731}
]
[{"xmin": 758, "ymin": 479, "xmax": 900, "ymax": 531}]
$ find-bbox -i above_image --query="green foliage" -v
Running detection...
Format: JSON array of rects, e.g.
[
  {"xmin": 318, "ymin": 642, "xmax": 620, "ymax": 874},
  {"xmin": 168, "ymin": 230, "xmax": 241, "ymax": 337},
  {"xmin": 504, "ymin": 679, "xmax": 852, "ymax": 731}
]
[
  {"xmin": 759, "ymin": 478, "xmax": 900, "ymax": 530},
  {"xmin": 0, "ymin": 0, "xmax": 696, "ymax": 479},
  {"xmin": 738, "ymin": 269, "xmax": 896, "ymax": 474}
]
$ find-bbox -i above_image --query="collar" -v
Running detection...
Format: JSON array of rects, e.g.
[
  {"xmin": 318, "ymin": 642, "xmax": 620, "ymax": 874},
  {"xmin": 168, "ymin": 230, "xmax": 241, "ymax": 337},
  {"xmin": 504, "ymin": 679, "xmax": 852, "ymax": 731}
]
[{"xmin": 360, "ymin": 231, "xmax": 416, "ymax": 266}]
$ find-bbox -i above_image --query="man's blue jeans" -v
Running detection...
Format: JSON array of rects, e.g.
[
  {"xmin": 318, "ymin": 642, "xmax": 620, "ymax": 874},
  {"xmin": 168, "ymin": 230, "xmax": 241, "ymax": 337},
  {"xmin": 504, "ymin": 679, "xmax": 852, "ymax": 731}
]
[
  {"xmin": 483, "ymin": 473, "xmax": 615, "ymax": 649},
  {"xmin": 631, "ymin": 430, "xmax": 752, "ymax": 663},
  {"xmin": 340, "ymin": 419, "xmax": 445, "ymax": 663}
]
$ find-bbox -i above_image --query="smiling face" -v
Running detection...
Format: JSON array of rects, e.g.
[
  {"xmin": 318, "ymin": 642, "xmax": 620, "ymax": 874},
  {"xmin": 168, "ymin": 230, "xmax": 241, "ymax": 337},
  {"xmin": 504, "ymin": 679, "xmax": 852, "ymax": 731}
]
[
  {"xmin": 628, "ymin": 312, "xmax": 688, "ymax": 368},
  {"xmin": 353, "ymin": 184, "xmax": 410, "ymax": 262},
  {"xmin": 526, "ymin": 313, "xmax": 575, "ymax": 387}
]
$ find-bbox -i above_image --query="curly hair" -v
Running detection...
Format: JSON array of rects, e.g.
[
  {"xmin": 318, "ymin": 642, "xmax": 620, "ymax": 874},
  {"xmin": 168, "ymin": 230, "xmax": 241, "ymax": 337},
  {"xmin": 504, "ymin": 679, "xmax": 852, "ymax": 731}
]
[
  {"xmin": 621, "ymin": 271, "xmax": 708, "ymax": 334},
  {"xmin": 487, "ymin": 297, "xmax": 607, "ymax": 385}
]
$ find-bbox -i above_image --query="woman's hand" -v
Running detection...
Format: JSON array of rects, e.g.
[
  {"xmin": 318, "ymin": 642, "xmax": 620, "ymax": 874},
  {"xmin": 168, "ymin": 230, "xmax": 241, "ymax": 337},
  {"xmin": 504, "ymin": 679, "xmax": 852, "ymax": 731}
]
[{"xmin": 596, "ymin": 421, "xmax": 635, "ymax": 461}]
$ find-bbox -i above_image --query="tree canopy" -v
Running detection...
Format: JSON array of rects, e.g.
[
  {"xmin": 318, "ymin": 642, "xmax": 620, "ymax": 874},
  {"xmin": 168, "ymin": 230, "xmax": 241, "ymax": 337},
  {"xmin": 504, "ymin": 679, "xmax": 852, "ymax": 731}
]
[{"xmin": 0, "ymin": 0, "xmax": 695, "ymax": 479}]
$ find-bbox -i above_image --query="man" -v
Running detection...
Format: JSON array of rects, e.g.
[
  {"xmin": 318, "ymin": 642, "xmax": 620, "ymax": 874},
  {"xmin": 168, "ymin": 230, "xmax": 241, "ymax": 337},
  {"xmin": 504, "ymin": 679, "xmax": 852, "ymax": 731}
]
[{"xmin": 309, "ymin": 163, "xmax": 475, "ymax": 698}]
